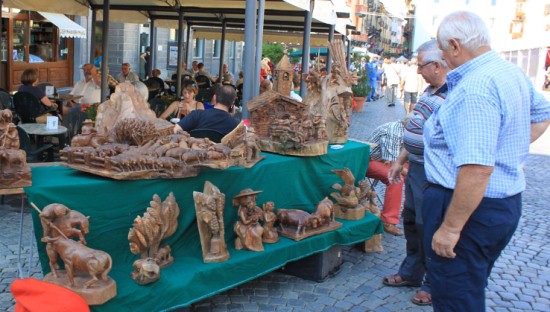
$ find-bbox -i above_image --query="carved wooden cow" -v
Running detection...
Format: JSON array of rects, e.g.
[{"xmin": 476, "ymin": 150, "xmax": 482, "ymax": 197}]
[
  {"xmin": 45, "ymin": 237, "xmax": 112, "ymax": 288},
  {"xmin": 276, "ymin": 209, "xmax": 318, "ymax": 236}
]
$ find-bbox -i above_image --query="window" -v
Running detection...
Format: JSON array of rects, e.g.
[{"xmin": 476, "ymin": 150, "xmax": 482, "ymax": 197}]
[
  {"xmin": 193, "ymin": 38, "xmax": 204, "ymax": 58},
  {"xmin": 229, "ymin": 41, "xmax": 235, "ymax": 58},
  {"xmin": 213, "ymin": 40, "xmax": 221, "ymax": 58}
]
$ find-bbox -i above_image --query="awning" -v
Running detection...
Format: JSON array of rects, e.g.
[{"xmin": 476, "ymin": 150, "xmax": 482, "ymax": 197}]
[
  {"xmin": 4, "ymin": 0, "xmax": 89, "ymax": 16},
  {"xmin": 38, "ymin": 12, "xmax": 86, "ymax": 38},
  {"xmin": 193, "ymin": 27, "xmax": 331, "ymax": 47},
  {"xmin": 288, "ymin": 47, "xmax": 328, "ymax": 57}
]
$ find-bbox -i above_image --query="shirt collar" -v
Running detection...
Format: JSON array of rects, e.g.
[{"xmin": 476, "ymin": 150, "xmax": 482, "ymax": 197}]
[{"xmin": 446, "ymin": 50, "xmax": 496, "ymax": 89}]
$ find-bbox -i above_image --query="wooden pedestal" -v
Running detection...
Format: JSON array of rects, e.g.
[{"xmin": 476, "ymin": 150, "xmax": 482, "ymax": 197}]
[{"xmin": 44, "ymin": 271, "xmax": 116, "ymax": 305}]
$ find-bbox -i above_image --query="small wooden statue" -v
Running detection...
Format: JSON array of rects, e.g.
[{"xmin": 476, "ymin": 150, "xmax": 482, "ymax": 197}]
[
  {"xmin": 261, "ymin": 201, "xmax": 279, "ymax": 243},
  {"xmin": 32, "ymin": 203, "xmax": 116, "ymax": 306},
  {"xmin": 232, "ymin": 188, "xmax": 265, "ymax": 252},
  {"xmin": 128, "ymin": 193, "xmax": 180, "ymax": 285},
  {"xmin": 0, "ymin": 109, "xmax": 31, "ymax": 188},
  {"xmin": 193, "ymin": 181, "xmax": 230, "ymax": 263},
  {"xmin": 277, "ymin": 197, "xmax": 342, "ymax": 241},
  {"xmin": 331, "ymin": 168, "xmax": 367, "ymax": 220}
]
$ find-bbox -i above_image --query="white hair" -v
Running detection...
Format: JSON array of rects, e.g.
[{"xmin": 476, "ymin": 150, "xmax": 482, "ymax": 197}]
[
  {"xmin": 437, "ymin": 11, "xmax": 491, "ymax": 52},
  {"xmin": 416, "ymin": 39, "xmax": 448, "ymax": 68}
]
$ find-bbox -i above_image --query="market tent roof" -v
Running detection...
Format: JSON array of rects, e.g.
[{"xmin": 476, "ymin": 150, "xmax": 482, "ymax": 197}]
[
  {"xmin": 4, "ymin": 0, "xmax": 89, "ymax": 16},
  {"xmin": 38, "ymin": 12, "xmax": 87, "ymax": 38},
  {"xmin": 194, "ymin": 27, "xmax": 331, "ymax": 46},
  {"xmin": 288, "ymin": 47, "xmax": 329, "ymax": 57}
]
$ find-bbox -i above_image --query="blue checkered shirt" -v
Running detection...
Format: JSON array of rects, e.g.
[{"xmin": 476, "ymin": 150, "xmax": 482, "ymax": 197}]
[
  {"xmin": 369, "ymin": 121, "xmax": 404, "ymax": 162},
  {"xmin": 424, "ymin": 50, "xmax": 550, "ymax": 198}
]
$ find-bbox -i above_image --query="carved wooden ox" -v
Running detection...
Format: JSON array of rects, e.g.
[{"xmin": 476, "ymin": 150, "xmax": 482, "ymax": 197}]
[{"xmin": 45, "ymin": 237, "xmax": 112, "ymax": 288}]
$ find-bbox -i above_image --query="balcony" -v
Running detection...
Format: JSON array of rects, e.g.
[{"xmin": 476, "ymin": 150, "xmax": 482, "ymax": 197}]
[{"xmin": 356, "ymin": 4, "xmax": 368, "ymax": 17}]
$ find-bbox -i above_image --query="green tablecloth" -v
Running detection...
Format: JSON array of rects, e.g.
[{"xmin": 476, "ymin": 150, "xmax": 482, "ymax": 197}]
[{"xmin": 25, "ymin": 140, "xmax": 381, "ymax": 312}]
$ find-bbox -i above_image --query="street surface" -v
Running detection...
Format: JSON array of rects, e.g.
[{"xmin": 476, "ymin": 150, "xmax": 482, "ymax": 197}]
[{"xmin": 0, "ymin": 96, "xmax": 548, "ymax": 311}]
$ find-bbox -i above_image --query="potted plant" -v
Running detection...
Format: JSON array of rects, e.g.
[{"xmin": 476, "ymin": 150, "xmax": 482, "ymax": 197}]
[{"xmin": 351, "ymin": 66, "xmax": 370, "ymax": 112}]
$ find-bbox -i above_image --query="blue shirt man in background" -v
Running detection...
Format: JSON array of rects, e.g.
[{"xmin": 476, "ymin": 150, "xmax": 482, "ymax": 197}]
[
  {"xmin": 366, "ymin": 57, "xmax": 378, "ymax": 101},
  {"xmin": 423, "ymin": 11, "xmax": 550, "ymax": 311}
]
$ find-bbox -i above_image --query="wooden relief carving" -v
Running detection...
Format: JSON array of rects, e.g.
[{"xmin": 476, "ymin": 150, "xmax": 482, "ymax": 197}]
[
  {"xmin": 129, "ymin": 193, "xmax": 180, "ymax": 285},
  {"xmin": 61, "ymin": 122, "xmax": 263, "ymax": 180},
  {"xmin": 277, "ymin": 197, "xmax": 342, "ymax": 241},
  {"xmin": 193, "ymin": 181, "xmax": 230, "ymax": 263},
  {"xmin": 232, "ymin": 189, "xmax": 265, "ymax": 252},
  {"xmin": 33, "ymin": 203, "xmax": 116, "ymax": 305},
  {"xmin": 0, "ymin": 109, "xmax": 31, "ymax": 188}
]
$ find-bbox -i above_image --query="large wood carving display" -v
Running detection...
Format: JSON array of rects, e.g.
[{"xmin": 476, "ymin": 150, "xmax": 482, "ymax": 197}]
[
  {"xmin": 33, "ymin": 203, "xmax": 116, "ymax": 305},
  {"xmin": 248, "ymin": 53, "xmax": 329, "ymax": 156},
  {"xmin": 0, "ymin": 109, "xmax": 31, "ymax": 188},
  {"xmin": 193, "ymin": 181, "xmax": 230, "ymax": 263},
  {"xmin": 61, "ymin": 82, "xmax": 262, "ymax": 180},
  {"xmin": 129, "ymin": 193, "xmax": 180, "ymax": 285},
  {"xmin": 277, "ymin": 198, "xmax": 342, "ymax": 241},
  {"xmin": 303, "ymin": 39, "xmax": 357, "ymax": 144}
]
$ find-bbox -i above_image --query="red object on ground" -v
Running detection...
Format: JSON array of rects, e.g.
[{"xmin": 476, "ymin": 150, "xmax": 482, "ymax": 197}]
[{"xmin": 11, "ymin": 278, "xmax": 90, "ymax": 312}]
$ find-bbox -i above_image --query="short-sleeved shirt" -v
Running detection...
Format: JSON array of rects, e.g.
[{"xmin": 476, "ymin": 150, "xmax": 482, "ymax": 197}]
[
  {"xmin": 424, "ymin": 50, "xmax": 550, "ymax": 198},
  {"xmin": 368, "ymin": 120, "xmax": 404, "ymax": 162},
  {"xmin": 116, "ymin": 71, "xmax": 140, "ymax": 83},
  {"xmin": 403, "ymin": 83, "xmax": 447, "ymax": 163},
  {"xmin": 70, "ymin": 79, "xmax": 101, "ymax": 105},
  {"xmin": 178, "ymin": 108, "xmax": 240, "ymax": 136}
]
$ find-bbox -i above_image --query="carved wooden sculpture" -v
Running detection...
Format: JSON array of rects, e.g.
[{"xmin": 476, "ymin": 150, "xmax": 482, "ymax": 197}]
[
  {"xmin": 32, "ymin": 203, "xmax": 116, "ymax": 305},
  {"xmin": 0, "ymin": 109, "xmax": 31, "ymax": 188},
  {"xmin": 261, "ymin": 201, "xmax": 279, "ymax": 243},
  {"xmin": 193, "ymin": 181, "xmax": 230, "ymax": 263},
  {"xmin": 61, "ymin": 121, "xmax": 263, "ymax": 180},
  {"xmin": 331, "ymin": 168, "xmax": 368, "ymax": 220},
  {"xmin": 128, "ymin": 193, "xmax": 180, "ymax": 285},
  {"xmin": 232, "ymin": 189, "xmax": 265, "ymax": 252},
  {"xmin": 277, "ymin": 197, "xmax": 342, "ymax": 241}
]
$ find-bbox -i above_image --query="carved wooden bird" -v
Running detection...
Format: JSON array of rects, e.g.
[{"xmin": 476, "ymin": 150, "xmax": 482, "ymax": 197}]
[{"xmin": 331, "ymin": 168, "xmax": 356, "ymax": 196}]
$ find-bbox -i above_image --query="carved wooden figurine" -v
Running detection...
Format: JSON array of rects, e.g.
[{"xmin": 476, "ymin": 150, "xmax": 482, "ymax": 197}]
[
  {"xmin": 232, "ymin": 189, "xmax": 265, "ymax": 252},
  {"xmin": 331, "ymin": 168, "xmax": 367, "ymax": 220},
  {"xmin": 0, "ymin": 109, "xmax": 31, "ymax": 188},
  {"xmin": 128, "ymin": 193, "xmax": 180, "ymax": 285},
  {"xmin": 261, "ymin": 201, "xmax": 279, "ymax": 243},
  {"xmin": 32, "ymin": 203, "xmax": 116, "ymax": 305},
  {"xmin": 277, "ymin": 197, "xmax": 342, "ymax": 241},
  {"xmin": 193, "ymin": 181, "xmax": 230, "ymax": 263}
]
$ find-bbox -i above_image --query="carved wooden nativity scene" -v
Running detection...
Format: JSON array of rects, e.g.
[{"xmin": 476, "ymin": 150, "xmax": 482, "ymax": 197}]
[
  {"xmin": 0, "ymin": 109, "xmax": 31, "ymax": 188},
  {"xmin": 60, "ymin": 82, "xmax": 263, "ymax": 180},
  {"xmin": 34, "ymin": 202, "xmax": 116, "ymax": 305},
  {"xmin": 247, "ymin": 52, "xmax": 329, "ymax": 156},
  {"xmin": 128, "ymin": 193, "xmax": 180, "ymax": 285}
]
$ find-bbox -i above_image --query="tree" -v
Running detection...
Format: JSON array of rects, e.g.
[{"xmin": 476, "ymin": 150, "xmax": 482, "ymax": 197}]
[{"xmin": 262, "ymin": 43, "xmax": 285, "ymax": 64}]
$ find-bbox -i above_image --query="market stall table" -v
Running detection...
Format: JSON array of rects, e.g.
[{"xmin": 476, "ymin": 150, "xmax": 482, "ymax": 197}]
[{"xmin": 25, "ymin": 140, "xmax": 381, "ymax": 311}]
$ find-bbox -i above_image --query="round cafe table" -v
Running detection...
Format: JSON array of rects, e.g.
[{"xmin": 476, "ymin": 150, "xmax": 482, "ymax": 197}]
[{"xmin": 18, "ymin": 123, "xmax": 68, "ymax": 149}]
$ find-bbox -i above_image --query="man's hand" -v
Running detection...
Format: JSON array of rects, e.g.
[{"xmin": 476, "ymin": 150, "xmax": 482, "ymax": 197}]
[
  {"xmin": 388, "ymin": 162, "xmax": 404, "ymax": 184},
  {"xmin": 432, "ymin": 223, "xmax": 460, "ymax": 258}
]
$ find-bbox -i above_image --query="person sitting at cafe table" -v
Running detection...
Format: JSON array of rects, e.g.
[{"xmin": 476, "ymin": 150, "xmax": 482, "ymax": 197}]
[
  {"xmin": 18, "ymin": 68, "xmax": 58, "ymax": 116},
  {"xmin": 117, "ymin": 63, "xmax": 140, "ymax": 83},
  {"xmin": 160, "ymin": 79, "xmax": 204, "ymax": 120},
  {"xmin": 173, "ymin": 84, "xmax": 240, "ymax": 136},
  {"xmin": 171, "ymin": 62, "xmax": 194, "ymax": 81},
  {"xmin": 64, "ymin": 64, "xmax": 101, "ymax": 117}
]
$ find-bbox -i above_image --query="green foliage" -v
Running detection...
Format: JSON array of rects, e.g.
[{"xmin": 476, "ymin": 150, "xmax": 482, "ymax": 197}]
[
  {"xmin": 351, "ymin": 66, "xmax": 370, "ymax": 97},
  {"xmin": 262, "ymin": 43, "xmax": 285, "ymax": 64}
]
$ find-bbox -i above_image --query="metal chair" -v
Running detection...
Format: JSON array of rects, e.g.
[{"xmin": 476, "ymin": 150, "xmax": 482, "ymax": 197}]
[
  {"xmin": 0, "ymin": 89, "xmax": 13, "ymax": 110},
  {"xmin": 13, "ymin": 92, "xmax": 44, "ymax": 123},
  {"xmin": 189, "ymin": 128, "xmax": 225, "ymax": 143}
]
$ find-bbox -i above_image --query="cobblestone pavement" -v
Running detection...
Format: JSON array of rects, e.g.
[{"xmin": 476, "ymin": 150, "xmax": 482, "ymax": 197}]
[{"xmin": 1, "ymin": 97, "xmax": 549, "ymax": 311}]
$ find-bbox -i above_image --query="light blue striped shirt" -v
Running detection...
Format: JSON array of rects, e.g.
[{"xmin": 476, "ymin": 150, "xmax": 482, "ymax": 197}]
[{"xmin": 424, "ymin": 50, "xmax": 550, "ymax": 198}]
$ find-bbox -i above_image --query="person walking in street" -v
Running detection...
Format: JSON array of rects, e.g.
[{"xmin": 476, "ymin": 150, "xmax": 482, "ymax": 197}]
[
  {"xmin": 400, "ymin": 58, "xmax": 423, "ymax": 114},
  {"xmin": 423, "ymin": 11, "xmax": 550, "ymax": 311},
  {"xmin": 366, "ymin": 57, "xmax": 378, "ymax": 101},
  {"xmin": 384, "ymin": 58, "xmax": 400, "ymax": 107},
  {"xmin": 366, "ymin": 117, "xmax": 410, "ymax": 236},
  {"xmin": 383, "ymin": 39, "xmax": 450, "ymax": 306}
]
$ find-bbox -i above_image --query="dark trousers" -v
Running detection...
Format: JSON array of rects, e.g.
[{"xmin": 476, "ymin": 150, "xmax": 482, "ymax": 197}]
[
  {"xmin": 398, "ymin": 161, "xmax": 429, "ymax": 292},
  {"xmin": 423, "ymin": 184, "xmax": 521, "ymax": 312}
]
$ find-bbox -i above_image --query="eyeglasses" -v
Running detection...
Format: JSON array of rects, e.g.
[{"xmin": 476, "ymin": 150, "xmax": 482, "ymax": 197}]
[{"xmin": 417, "ymin": 61, "xmax": 434, "ymax": 69}]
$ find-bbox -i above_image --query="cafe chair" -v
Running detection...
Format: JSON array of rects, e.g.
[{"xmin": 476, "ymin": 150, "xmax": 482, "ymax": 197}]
[
  {"xmin": 189, "ymin": 129, "xmax": 225, "ymax": 143},
  {"xmin": 13, "ymin": 92, "xmax": 44, "ymax": 123},
  {"xmin": 0, "ymin": 89, "xmax": 13, "ymax": 110},
  {"xmin": 16, "ymin": 126, "xmax": 54, "ymax": 162},
  {"xmin": 148, "ymin": 97, "xmax": 167, "ymax": 118},
  {"xmin": 195, "ymin": 74, "xmax": 212, "ymax": 103}
]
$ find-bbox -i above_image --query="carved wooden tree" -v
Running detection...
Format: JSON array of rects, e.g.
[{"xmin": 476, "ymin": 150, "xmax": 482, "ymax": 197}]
[{"xmin": 128, "ymin": 192, "xmax": 180, "ymax": 265}]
